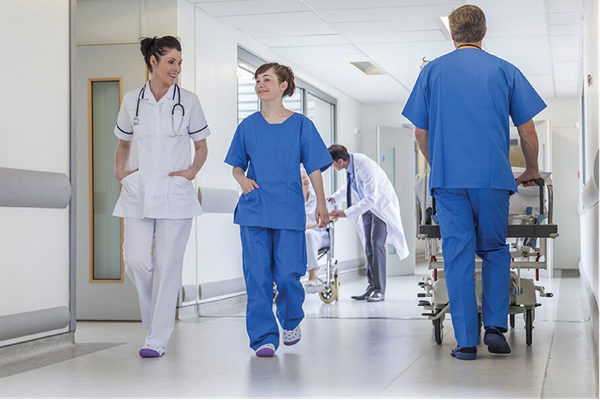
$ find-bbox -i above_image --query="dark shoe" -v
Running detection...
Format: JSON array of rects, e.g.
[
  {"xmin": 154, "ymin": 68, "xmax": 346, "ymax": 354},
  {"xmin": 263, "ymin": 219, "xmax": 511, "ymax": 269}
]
[
  {"xmin": 351, "ymin": 287, "xmax": 374, "ymax": 301},
  {"xmin": 366, "ymin": 291, "xmax": 385, "ymax": 302},
  {"xmin": 484, "ymin": 327, "xmax": 511, "ymax": 354},
  {"xmin": 450, "ymin": 346, "xmax": 477, "ymax": 360}
]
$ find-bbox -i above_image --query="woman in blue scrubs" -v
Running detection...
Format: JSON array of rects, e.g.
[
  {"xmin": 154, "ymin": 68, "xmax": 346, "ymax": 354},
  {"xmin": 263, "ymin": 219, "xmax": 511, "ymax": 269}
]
[{"xmin": 225, "ymin": 63, "xmax": 333, "ymax": 357}]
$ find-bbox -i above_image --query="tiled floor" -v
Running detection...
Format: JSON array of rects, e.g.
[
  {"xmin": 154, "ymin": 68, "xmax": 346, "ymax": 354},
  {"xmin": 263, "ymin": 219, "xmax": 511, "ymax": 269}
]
[{"xmin": 0, "ymin": 268, "xmax": 597, "ymax": 398}]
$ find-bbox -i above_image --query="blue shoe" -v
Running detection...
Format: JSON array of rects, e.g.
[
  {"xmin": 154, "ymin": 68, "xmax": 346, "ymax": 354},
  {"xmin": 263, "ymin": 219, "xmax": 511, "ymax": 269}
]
[
  {"xmin": 450, "ymin": 346, "xmax": 477, "ymax": 360},
  {"xmin": 484, "ymin": 327, "xmax": 511, "ymax": 354}
]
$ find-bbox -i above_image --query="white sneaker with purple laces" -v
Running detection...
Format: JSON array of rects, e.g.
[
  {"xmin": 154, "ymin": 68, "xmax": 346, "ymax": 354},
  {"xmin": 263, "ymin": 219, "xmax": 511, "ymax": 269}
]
[
  {"xmin": 283, "ymin": 325, "xmax": 301, "ymax": 346},
  {"xmin": 139, "ymin": 344, "xmax": 165, "ymax": 358}
]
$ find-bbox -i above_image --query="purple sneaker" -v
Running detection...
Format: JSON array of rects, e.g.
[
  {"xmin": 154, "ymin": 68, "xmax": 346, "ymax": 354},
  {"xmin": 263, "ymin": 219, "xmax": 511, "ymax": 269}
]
[
  {"xmin": 283, "ymin": 326, "xmax": 301, "ymax": 346},
  {"xmin": 139, "ymin": 345, "xmax": 165, "ymax": 358},
  {"xmin": 255, "ymin": 343, "xmax": 276, "ymax": 357}
]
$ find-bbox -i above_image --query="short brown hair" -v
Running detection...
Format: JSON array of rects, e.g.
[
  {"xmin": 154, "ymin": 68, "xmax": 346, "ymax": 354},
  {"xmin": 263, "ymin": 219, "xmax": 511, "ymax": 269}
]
[
  {"xmin": 254, "ymin": 62, "xmax": 296, "ymax": 98},
  {"xmin": 448, "ymin": 5, "xmax": 486, "ymax": 43}
]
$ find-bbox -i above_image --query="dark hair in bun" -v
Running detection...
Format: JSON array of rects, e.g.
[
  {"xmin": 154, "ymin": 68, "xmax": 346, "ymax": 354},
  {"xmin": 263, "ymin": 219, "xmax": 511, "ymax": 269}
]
[{"xmin": 140, "ymin": 36, "xmax": 182, "ymax": 73}]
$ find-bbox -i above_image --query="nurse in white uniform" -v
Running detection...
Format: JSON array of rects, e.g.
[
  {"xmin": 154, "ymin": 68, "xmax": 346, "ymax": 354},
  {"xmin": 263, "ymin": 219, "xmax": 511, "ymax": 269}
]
[{"xmin": 113, "ymin": 36, "xmax": 211, "ymax": 358}]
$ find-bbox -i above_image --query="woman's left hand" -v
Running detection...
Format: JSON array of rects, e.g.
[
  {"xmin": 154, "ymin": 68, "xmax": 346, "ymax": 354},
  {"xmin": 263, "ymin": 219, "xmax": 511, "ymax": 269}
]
[{"xmin": 169, "ymin": 169, "xmax": 196, "ymax": 181}]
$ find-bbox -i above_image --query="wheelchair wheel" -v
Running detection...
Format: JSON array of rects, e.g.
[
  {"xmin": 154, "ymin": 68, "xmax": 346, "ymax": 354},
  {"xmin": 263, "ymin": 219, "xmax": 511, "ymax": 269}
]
[
  {"xmin": 334, "ymin": 269, "xmax": 339, "ymax": 301},
  {"xmin": 510, "ymin": 314, "xmax": 515, "ymax": 329},
  {"xmin": 319, "ymin": 282, "xmax": 336, "ymax": 304}
]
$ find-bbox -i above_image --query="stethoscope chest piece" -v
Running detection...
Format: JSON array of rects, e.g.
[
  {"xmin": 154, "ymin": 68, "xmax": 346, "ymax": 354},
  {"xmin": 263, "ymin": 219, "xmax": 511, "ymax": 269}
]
[{"xmin": 133, "ymin": 116, "xmax": 140, "ymax": 126}]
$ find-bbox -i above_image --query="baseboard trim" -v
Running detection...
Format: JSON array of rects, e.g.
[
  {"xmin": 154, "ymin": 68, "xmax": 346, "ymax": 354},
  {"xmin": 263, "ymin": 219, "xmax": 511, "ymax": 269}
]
[
  {"xmin": 0, "ymin": 332, "xmax": 75, "ymax": 366},
  {"xmin": 580, "ymin": 270, "xmax": 599, "ymax": 353},
  {"xmin": 177, "ymin": 259, "xmax": 366, "ymax": 319}
]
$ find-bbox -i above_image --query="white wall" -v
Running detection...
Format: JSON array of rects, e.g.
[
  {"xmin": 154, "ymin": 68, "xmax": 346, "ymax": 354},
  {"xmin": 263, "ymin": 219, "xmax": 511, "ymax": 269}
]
[
  {"xmin": 580, "ymin": 0, "xmax": 599, "ymax": 302},
  {"xmin": 0, "ymin": 0, "xmax": 71, "ymax": 344}
]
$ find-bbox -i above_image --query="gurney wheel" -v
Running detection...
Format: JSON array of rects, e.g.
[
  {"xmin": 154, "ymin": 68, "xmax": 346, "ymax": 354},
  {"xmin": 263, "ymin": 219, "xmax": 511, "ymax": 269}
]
[
  {"xmin": 433, "ymin": 316, "xmax": 444, "ymax": 345},
  {"xmin": 525, "ymin": 309, "xmax": 533, "ymax": 345}
]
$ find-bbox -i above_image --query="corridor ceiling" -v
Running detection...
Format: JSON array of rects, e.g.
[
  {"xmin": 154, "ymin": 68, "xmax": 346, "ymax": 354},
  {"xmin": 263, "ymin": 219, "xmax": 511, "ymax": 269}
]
[{"xmin": 190, "ymin": 0, "xmax": 586, "ymax": 103}]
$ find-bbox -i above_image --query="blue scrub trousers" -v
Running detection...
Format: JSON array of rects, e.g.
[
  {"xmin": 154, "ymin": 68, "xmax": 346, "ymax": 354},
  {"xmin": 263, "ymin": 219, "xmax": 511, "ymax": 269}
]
[
  {"xmin": 240, "ymin": 226, "xmax": 306, "ymax": 350},
  {"xmin": 434, "ymin": 188, "xmax": 511, "ymax": 348}
]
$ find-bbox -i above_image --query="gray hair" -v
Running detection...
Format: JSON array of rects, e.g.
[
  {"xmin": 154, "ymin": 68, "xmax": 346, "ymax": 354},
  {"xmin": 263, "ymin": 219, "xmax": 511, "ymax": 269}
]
[{"xmin": 448, "ymin": 5, "xmax": 487, "ymax": 43}]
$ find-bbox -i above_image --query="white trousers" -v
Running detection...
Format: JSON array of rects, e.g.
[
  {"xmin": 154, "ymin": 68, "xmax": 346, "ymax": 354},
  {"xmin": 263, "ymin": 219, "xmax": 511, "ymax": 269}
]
[
  {"xmin": 305, "ymin": 229, "xmax": 330, "ymax": 271},
  {"xmin": 123, "ymin": 218, "xmax": 193, "ymax": 348}
]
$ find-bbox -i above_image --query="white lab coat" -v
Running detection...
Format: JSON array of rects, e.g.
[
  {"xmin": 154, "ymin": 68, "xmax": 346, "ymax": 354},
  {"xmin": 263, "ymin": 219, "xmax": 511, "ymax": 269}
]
[
  {"xmin": 331, "ymin": 153, "xmax": 409, "ymax": 260},
  {"xmin": 112, "ymin": 82, "xmax": 211, "ymax": 219}
]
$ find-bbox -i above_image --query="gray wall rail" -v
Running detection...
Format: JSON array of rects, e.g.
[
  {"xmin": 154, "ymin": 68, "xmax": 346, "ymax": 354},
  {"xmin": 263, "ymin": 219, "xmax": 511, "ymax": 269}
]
[
  {"xmin": 0, "ymin": 307, "xmax": 71, "ymax": 342},
  {"xmin": 0, "ymin": 167, "xmax": 71, "ymax": 208}
]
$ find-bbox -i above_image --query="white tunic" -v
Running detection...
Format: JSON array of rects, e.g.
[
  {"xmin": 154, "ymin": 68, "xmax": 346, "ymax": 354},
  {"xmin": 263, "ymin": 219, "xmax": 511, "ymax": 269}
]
[{"xmin": 113, "ymin": 82, "xmax": 211, "ymax": 219}]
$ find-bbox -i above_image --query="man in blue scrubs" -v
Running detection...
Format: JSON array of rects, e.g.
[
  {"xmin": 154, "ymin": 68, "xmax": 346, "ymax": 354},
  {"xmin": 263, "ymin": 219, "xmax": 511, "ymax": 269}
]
[{"xmin": 402, "ymin": 4, "xmax": 546, "ymax": 360}]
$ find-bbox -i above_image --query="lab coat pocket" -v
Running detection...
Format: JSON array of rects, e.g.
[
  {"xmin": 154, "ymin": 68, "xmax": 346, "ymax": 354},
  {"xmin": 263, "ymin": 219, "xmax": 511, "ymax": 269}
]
[{"xmin": 168, "ymin": 176, "xmax": 196, "ymax": 212}]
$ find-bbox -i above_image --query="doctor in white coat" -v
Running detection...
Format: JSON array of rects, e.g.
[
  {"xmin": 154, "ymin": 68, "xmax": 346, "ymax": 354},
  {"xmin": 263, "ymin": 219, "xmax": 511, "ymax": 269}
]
[{"xmin": 328, "ymin": 145, "xmax": 408, "ymax": 302}]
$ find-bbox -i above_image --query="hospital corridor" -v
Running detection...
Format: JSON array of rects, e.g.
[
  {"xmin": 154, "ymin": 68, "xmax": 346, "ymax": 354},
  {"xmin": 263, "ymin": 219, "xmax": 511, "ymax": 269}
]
[{"xmin": 1, "ymin": 0, "xmax": 599, "ymax": 399}]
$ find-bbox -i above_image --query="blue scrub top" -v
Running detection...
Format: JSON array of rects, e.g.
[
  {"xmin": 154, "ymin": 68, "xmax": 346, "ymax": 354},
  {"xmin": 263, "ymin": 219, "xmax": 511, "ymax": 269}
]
[
  {"xmin": 225, "ymin": 112, "xmax": 333, "ymax": 231},
  {"xmin": 402, "ymin": 49, "xmax": 546, "ymax": 195}
]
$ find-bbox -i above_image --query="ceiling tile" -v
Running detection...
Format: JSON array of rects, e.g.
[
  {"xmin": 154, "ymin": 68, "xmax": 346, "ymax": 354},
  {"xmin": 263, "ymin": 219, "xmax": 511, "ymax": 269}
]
[
  {"xmin": 220, "ymin": 12, "xmax": 337, "ymax": 37},
  {"xmin": 527, "ymin": 75, "xmax": 555, "ymax": 99},
  {"xmin": 550, "ymin": 35, "xmax": 580, "ymax": 47},
  {"xmin": 332, "ymin": 18, "xmax": 440, "ymax": 34},
  {"xmin": 259, "ymin": 34, "xmax": 350, "ymax": 47},
  {"xmin": 195, "ymin": 0, "xmax": 308, "ymax": 16},
  {"xmin": 303, "ymin": 0, "xmax": 461, "ymax": 10},
  {"xmin": 272, "ymin": 44, "xmax": 361, "ymax": 57},
  {"xmin": 484, "ymin": 36, "xmax": 553, "ymax": 76},
  {"xmin": 546, "ymin": 0, "xmax": 584, "ymax": 13},
  {"xmin": 548, "ymin": 12, "xmax": 583, "ymax": 24},
  {"xmin": 344, "ymin": 30, "xmax": 446, "ymax": 44},
  {"xmin": 471, "ymin": 0, "xmax": 548, "ymax": 37},
  {"xmin": 551, "ymin": 45, "xmax": 580, "ymax": 62},
  {"xmin": 549, "ymin": 24, "xmax": 582, "ymax": 35},
  {"xmin": 317, "ymin": 4, "xmax": 460, "ymax": 23}
]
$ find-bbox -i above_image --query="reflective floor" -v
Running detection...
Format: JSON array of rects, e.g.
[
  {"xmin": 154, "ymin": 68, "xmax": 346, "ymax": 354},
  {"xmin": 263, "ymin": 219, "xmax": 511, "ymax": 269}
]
[{"xmin": 0, "ymin": 268, "xmax": 597, "ymax": 398}]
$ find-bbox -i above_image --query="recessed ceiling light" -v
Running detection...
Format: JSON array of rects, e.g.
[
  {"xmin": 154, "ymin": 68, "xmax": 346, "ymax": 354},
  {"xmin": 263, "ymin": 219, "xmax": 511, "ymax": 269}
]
[
  {"xmin": 347, "ymin": 61, "xmax": 385, "ymax": 76},
  {"xmin": 439, "ymin": 16, "xmax": 451, "ymax": 40}
]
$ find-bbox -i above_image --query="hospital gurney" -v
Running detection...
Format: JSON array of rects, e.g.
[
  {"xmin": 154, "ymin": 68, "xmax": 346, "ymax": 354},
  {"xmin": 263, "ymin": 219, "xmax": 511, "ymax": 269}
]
[{"xmin": 415, "ymin": 169, "xmax": 558, "ymax": 345}]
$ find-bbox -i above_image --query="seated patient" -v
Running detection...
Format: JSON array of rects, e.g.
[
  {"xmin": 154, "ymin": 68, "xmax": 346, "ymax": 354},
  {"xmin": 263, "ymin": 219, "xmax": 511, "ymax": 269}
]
[{"xmin": 301, "ymin": 169, "xmax": 331, "ymax": 293}]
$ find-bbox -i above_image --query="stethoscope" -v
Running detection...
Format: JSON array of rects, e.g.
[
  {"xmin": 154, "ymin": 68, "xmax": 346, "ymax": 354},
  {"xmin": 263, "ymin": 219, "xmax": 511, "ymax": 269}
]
[{"xmin": 133, "ymin": 83, "xmax": 185, "ymax": 135}]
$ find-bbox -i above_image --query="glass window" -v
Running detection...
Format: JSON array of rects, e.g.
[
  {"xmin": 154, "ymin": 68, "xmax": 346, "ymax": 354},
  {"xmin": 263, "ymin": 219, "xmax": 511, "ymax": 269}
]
[
  {"xmin": 90, "ymin": 79, "xmax": 123, "ymax": 281},
  {"xmin": 237, "ymin": 66, "xmax": 259, "ymax": 124},
  {"xmin": 306, "ymin": 93, "xmax": 335, "ymax": 195}
]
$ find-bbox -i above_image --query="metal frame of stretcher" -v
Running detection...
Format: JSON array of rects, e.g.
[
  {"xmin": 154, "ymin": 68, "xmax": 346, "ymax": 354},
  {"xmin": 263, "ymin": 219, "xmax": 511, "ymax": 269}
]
[{"xmin": 415, "ymin": 174, "xmax": 559, "ymax": 345}]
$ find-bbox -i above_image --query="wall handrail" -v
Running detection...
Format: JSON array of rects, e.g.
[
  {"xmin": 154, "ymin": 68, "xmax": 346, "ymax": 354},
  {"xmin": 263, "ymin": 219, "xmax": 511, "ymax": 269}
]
[{"xmin": 0, "ymin": 167, "xmax": 71, "ymax": 209}]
